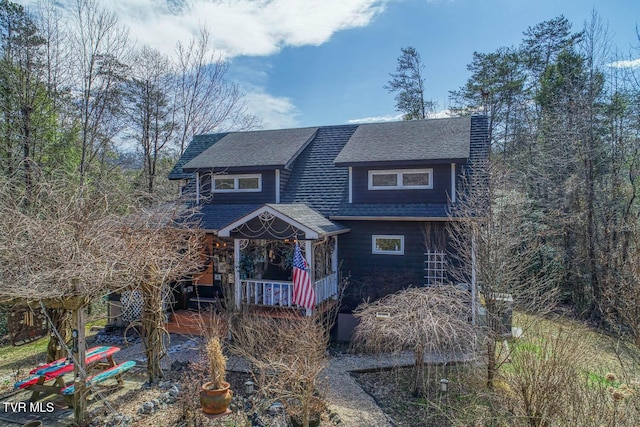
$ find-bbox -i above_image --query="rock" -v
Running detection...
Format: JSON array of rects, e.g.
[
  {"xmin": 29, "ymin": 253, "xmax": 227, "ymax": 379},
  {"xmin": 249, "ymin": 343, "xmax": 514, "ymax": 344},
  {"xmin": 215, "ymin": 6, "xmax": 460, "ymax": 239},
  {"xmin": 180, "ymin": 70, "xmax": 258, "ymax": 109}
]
[
  {"xmin": 268, "ymin": 401, "xmax": 284, "ymax": 415},
  {"xmin": 140, "ymin": 401, "xmax": 155, "ymax": 414},
  {"xmin": 168, "ymin": 385, "xmax": 180, "ymax": 397},
  {"xmin": 171, "ymin": 360, "xmax": 189, "ymax": 371}
]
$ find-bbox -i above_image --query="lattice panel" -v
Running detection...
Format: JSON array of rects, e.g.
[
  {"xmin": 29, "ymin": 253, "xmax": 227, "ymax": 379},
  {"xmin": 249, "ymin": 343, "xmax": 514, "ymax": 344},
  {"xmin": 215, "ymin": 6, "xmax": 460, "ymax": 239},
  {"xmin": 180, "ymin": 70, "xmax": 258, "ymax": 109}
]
[
  {"xmin": 424, "ymin": 251, "xmax": 447, "ymax": 285},
  {"xmin": 120, "ymin": 290, "xmax": 143, "ymax": 323}
]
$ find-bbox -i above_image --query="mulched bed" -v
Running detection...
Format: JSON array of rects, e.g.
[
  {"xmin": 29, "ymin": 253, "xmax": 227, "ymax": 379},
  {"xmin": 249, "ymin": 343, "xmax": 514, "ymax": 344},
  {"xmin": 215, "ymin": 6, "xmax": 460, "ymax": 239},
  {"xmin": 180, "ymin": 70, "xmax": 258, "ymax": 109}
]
[{"xmin": 352, "ymin": 364, "xmax": 490, "ymax": 427}]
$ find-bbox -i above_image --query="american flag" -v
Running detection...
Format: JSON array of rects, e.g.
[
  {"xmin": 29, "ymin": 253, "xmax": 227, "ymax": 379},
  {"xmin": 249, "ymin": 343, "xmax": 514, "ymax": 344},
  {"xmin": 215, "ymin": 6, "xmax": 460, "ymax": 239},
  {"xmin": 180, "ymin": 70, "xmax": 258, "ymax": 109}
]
[{"xmin": 292, "ymin": 243, "xmax": 316, "ymax": 310}]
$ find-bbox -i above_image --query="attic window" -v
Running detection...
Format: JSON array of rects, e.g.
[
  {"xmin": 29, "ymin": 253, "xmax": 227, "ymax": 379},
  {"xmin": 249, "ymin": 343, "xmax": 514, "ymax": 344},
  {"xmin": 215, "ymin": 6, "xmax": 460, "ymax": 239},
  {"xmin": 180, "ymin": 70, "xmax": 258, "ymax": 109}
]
[
  {"xmin": 213, "ymin": 174, "xmax": 261, "ymax": 192},
  {"xmin": 368, "ymin": 169, "xmax": 433, "ymax": 190}
]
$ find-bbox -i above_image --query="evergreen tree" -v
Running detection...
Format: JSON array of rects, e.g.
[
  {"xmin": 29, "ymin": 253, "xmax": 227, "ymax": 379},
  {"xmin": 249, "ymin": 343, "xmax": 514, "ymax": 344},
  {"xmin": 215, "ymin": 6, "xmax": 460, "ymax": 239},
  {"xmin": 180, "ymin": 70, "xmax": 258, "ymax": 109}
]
[{"xmin": 385, "ymin": 46, "xmax": 433, "ymax": 120}]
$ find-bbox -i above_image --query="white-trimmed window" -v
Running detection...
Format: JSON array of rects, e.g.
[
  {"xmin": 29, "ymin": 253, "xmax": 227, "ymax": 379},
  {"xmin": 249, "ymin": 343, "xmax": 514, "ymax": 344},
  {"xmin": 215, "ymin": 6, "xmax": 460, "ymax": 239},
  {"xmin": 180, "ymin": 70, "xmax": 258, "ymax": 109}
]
[
  {"xmin": 368, "ymin": 168, "xmax": 433, "ymax": 190},
  {"xmin": 372, "ymin": 235, "xmax": 404, "ymax": 255},
  {"xmin": 213, "ymin": 174, "xmax": 261, "ymax": 192}
]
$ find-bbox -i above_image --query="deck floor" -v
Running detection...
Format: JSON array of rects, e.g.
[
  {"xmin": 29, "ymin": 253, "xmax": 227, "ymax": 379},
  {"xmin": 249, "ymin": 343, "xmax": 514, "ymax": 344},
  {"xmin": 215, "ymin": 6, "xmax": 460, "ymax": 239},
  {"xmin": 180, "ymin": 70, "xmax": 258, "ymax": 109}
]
[{"xmin": 165, "ymin": 299, "xmax": 338, "ymax": 336}]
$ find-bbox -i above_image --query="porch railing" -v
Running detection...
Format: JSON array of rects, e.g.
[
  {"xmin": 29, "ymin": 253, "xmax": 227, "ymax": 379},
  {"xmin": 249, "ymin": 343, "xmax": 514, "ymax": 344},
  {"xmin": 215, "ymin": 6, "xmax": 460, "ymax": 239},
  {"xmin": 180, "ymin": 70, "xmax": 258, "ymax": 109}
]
[
  {"xmin": 240, "ymin": 272, "xmax": 338, "ymax": 308},
  {"xmin": 314, "ymin": 272, "xmax": 338, "ymax": 304}
]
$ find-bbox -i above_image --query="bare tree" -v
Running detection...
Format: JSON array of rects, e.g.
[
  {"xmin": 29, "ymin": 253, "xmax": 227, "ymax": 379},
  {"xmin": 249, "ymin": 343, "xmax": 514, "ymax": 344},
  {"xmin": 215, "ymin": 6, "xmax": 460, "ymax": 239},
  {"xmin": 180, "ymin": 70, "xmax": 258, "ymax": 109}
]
[
  {"xmin": 70, "ymin": 0, "xmax": 130, "ymax": 182},
  {"xmin": 124, "ymin": 45, "xmax": 177, "ymax": 197},
  {"xmin": 174, "ymin": 27, "xmax": 258, "ymax": 154},
  {"xmin": 448, "ymin": 161, "xmax": 560, "ymax": 387},
  {"xmin": 0, "ymin": 175, "xmax": 203, "ymax": 424},
  {"xmin": 352, "ymin": 286, "xmax": 478, "ymax": 396}
]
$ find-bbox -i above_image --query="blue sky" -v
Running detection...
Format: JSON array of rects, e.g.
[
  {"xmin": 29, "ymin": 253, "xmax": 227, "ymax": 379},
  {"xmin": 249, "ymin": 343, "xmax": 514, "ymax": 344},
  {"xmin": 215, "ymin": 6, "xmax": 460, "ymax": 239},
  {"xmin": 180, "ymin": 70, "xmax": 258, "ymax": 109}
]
[{"xmin": 15, "ymin": 0, "xmax": 640, "ymax": 129}]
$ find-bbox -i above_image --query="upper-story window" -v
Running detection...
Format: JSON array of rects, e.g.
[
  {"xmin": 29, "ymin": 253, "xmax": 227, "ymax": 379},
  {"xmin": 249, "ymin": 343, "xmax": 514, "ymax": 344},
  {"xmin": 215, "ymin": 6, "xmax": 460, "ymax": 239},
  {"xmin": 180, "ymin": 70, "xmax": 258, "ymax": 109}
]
[
  {"xmin": 213, "ymin": 174, "xmax": 262, "ymax": 192},
  {"xmin": 368, "ymin": 168, "xmax": 433, "ymax": 190}
]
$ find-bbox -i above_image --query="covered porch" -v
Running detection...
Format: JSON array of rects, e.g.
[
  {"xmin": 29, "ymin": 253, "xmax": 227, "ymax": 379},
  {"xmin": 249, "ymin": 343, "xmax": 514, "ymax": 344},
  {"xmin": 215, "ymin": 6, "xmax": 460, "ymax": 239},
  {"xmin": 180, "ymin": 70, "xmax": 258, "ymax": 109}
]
[
  {"xmin": 173, "ymin": 204, "xmax": 349, "ymax": 324},
  {"xmin": 221, "ymin": 204, "xmax": 348, "ymax": 315}
]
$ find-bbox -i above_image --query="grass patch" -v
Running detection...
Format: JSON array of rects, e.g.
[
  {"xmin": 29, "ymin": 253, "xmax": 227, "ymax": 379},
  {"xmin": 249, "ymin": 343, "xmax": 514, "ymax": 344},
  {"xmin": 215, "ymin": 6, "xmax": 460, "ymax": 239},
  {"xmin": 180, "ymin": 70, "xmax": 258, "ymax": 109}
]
[
  {"xmin": 354, "ymin": 313, "xmax": 640, "ymax": 426},
  {"xmin": 0, "ymin": 315, "xmax": 109, "ymax": 393}
]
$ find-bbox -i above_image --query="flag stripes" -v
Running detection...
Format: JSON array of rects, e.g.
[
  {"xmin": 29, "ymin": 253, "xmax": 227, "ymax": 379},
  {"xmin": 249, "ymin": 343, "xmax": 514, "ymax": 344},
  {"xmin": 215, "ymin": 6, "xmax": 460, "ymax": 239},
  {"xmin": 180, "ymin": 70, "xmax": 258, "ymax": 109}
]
[{"xmin": 292, "ymin": 243, "xmax": 315, "ymax": 310}]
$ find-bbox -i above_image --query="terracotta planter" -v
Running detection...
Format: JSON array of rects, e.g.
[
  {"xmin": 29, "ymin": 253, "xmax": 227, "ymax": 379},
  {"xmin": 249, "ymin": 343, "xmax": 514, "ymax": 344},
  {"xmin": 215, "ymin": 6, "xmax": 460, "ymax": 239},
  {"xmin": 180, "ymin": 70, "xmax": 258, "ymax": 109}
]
[{"xmin": 199, "ymin": 381, "xmax": 233, "ymax": 415}]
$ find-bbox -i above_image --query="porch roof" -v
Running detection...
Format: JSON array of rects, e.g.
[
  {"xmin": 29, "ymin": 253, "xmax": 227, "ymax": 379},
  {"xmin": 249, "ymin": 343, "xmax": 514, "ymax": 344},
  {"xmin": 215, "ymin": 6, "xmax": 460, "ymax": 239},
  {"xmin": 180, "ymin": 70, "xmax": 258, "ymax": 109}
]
[
  {"xmin": 196, "ymin": 203, "xmax": 261, "ymax": 232},
  {"xmin": 217, "ymin": 203, "xmax": 349, "ymax": 240}
]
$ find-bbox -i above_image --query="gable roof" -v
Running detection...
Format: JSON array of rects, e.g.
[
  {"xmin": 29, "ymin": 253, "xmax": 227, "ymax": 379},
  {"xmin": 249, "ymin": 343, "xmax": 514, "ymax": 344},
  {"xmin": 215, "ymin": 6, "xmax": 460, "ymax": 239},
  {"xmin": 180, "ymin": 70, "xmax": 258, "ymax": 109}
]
[
  {"xmin": 168, "ymin": 133, "xmax": 228, "ymax": 180},
  {"xmin": 183, "ymin": 127, "xmax": 319, "ymax": 172},
  {"xmin": 217, "ymin": 203, "xmax": 349, "ymax": 239},
  {"xmin": 334, "ymin": 116, "xmax": 471, "ymax": 166}
]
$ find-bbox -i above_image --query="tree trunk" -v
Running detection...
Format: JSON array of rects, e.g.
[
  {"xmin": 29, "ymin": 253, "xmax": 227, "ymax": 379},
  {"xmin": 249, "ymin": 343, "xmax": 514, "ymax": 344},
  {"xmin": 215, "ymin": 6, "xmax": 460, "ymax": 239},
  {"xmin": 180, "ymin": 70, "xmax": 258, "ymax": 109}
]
[
  {"xmin": 487, "ymin": 338, "xmax": 496, "ymax": 389},
  {"xmin": 142, "ymin": 291, "xmax": 165, "ymax": 383},
  {"xmin": 46, "ymin": 308, "xmax": 70, "ymax": 362}
]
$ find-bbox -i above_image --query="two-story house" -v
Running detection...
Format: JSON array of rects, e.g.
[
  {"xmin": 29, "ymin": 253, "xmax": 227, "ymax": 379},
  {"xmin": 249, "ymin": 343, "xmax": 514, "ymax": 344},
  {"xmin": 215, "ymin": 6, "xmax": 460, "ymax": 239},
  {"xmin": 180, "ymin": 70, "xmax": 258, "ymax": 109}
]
[{"xmin": 167, "ymin": 115, "xmax": 488, "ymax": 339}]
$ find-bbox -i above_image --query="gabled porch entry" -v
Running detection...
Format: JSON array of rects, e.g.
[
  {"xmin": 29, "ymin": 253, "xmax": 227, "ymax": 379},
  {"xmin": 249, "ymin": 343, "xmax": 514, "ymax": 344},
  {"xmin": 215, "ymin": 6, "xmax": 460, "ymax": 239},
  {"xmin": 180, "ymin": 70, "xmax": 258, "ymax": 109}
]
[{"xmin": 216, "ymin": 204, "xmax": 349, "ymax": 315}]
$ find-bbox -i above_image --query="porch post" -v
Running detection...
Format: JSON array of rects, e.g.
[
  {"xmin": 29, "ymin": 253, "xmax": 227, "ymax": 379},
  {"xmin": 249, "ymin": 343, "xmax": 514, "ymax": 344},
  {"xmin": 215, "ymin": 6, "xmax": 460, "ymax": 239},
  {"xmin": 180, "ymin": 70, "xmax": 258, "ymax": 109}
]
[
  {"xmin": 331, "ymin": 236, "xmax": 338, "ymax": 275},
  {"xmin": 305, "ymin": 239, "xmax": 313, "ymax": 316},
  {"xmin": 234, "ymin": 239, "xmax": 241, "ymax": 310}
]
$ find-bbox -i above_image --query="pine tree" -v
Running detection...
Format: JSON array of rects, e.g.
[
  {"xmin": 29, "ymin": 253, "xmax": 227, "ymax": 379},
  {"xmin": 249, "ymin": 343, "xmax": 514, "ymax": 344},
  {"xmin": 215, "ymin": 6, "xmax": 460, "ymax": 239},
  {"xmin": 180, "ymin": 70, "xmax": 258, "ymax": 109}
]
[{"xmin": 385, "ymin": 46, "xmax": 433, "ymax": 120}]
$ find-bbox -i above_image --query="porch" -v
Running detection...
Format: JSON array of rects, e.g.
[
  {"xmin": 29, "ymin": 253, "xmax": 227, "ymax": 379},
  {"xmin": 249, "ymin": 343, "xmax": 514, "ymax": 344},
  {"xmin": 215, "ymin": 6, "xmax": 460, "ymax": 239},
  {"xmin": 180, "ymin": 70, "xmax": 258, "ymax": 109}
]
[
  {"xmin": 166, "ymin": 272, "xmax": 340, "ymax": 335},
  {"xmin": 239, "ymin": 272, "xmax": 339, "ymax": 308},
  {"xmin": 168, "ymin": 204, "xmax": 349, "ymax": 331}
]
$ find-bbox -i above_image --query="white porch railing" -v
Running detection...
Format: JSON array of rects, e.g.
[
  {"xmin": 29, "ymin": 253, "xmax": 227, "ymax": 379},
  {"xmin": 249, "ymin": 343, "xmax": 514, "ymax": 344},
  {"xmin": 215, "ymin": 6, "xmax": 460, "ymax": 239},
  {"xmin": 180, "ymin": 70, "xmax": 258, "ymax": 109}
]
[
  {"xmin": 240, "ymin": 272, "xmax": 338, "ymax": 308},
  {"xmin": 314, "ymin": 272, "xmax": 338, "ymax": 305}
]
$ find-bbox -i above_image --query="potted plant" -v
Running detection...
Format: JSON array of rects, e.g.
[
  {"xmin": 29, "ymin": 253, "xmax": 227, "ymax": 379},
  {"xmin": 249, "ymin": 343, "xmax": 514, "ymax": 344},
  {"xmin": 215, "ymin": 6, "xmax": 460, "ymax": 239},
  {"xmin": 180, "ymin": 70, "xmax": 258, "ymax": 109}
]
[{"xmin": 199, "ymin": 336, "xmax": 233, "ymax": 415}]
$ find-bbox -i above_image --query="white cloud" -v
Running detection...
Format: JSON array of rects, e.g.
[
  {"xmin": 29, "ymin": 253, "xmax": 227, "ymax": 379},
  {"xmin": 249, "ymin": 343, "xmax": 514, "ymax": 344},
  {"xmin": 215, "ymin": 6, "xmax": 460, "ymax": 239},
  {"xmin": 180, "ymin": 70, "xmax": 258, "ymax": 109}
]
[
  {"xmin": 428, "ymin": 109, "xmax": 458, "ymax": 119},
  {"xmin": 20, "ymin": 0, "xmax": 387, "ymax": 59},
  {"xmin": 243, "ymin": 90, "xmax": 300, "ymax": 130},
  {"xmin": 347, "ymin": 113, "xmax": 403, "ymax": 124},
  {"xmin": 607, "ymin": 58, "xmax": 640, "ymax": 69},
  {"xmin": 347, "ymin": 109, "xmax": 457, "ymax": 124}
]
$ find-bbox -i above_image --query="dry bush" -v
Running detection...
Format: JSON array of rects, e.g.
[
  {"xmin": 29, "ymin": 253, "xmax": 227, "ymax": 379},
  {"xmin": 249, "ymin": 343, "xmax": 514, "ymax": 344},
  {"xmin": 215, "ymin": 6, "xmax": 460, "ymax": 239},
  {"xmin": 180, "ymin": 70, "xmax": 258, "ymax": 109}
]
[
  {"xmin": 230, "ymin": 312, "xmax": 330, "ymax": 427},
  {"xmin": 499, "ymin": 322, "xmax": 640, "ymax": 427},
  {"xmin": 352, "ymin": 286, "xmax": 479, "ymax": 396}
]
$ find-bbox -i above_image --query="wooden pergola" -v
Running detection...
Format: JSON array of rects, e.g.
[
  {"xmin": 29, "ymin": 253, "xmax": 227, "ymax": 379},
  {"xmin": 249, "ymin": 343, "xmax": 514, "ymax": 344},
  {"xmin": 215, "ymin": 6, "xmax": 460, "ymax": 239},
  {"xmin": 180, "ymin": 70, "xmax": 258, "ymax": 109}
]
[{"xmin": 0, "ymin": 181, "xmax": 205, "ymax": 426}]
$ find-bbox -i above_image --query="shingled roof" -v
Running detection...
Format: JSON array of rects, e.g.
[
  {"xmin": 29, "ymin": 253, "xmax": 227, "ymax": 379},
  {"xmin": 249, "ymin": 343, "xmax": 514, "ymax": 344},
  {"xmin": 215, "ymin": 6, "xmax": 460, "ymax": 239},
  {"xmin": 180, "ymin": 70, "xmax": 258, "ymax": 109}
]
[
  {"xmin": 171, "ymin": 116, "xmax": 486, "ymax": 223},
  {"xmin": 281, "ymin": 125, "xmax": 357, "ymax": 216},
  {"xmin": 168, "ymin": 133, "xmax": 228, "ymax": 180},
  {"xmin": 331, "ymin": 203, "xmax": 450, "ymax": 219},
  {"xmin": 182, "ymin": 127, "xmax": 318, "ymax": 172},
  {"xmin": 334, "ymin": 116, "xmax": 471, "ymax": 166}
]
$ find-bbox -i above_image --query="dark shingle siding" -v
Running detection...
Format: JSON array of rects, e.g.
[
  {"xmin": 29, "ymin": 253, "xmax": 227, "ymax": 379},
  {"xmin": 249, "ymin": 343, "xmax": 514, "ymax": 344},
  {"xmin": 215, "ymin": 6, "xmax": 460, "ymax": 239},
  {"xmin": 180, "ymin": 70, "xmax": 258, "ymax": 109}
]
[
  {"xmin": 469, "ymin": 115, "xmax": 489, "ymax": 166},
  {"xmin": 281, "ymin": 125, "xmax": 358, "ymax": 216}
]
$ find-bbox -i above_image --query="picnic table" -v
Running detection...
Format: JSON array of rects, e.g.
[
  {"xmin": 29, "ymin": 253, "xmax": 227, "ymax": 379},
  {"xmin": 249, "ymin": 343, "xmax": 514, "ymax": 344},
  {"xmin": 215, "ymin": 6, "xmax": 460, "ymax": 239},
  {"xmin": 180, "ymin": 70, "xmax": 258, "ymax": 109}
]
[{"xmin": 14, "ymin": 346, "xmax": 135, "ymax": 403}]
